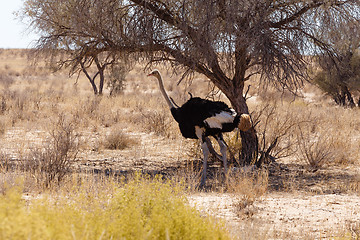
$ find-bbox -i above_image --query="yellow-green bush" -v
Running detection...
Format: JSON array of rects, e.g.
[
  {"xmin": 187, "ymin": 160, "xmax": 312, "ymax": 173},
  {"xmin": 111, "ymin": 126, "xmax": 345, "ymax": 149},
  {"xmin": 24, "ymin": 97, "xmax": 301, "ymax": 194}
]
[{"xmin": 0, "ymin": 175, "xmax": 230, "ymax": 240}]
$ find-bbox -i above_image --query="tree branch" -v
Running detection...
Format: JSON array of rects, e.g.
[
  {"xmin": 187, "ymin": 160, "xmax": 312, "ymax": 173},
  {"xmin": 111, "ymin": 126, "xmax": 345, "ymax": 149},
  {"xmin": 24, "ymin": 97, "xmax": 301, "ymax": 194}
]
[
  {"xmin": 270, "ymin": 2, "xmax": 323, "ymax": 28},
  {"xmin": 130, "ymin": 0, "xmax": 231, "ymax": 89},
  {"xmin": 80, "ymin": 60, "xmax": 98, "ymax": 94}
]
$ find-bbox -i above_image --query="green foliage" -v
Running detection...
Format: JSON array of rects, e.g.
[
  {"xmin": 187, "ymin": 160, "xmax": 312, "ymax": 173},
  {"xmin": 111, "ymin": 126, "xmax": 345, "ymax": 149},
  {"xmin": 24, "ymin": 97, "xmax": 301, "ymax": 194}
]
[
  {"xmin": 313, "ymin": 49, "xmax": 360, "ymax": 107},
  {"xmin": 313, "ymin": 71, "xmax": 337, "ymax": 95},
  {"xmin": 0, "ymin": 175, "xmax": 230, "ymax": 240}
]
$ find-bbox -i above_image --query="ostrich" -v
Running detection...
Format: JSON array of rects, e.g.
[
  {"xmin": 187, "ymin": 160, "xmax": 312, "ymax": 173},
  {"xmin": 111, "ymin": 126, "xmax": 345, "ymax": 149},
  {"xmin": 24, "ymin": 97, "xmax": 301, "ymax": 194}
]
[{"xmin": 147, "ymin": 69, "xmax": 252, "ymax": 187}]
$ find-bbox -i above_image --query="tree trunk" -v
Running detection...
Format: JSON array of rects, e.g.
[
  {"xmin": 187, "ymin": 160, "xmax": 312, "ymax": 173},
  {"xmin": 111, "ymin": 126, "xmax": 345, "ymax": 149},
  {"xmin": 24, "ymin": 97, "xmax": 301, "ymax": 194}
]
[
  {"xmin": 90, "ymin": 78, "xmax": 99, "ymax": 95},
  {"xmin": 334, "ymin": 86, "xmax": 355, "ymax": 108},
  {"xmin": 94, "ymin": 57, "xmax": 105, "ymax": 95},
  {"xmin": 228, "ymin": 93, "xmax": 259, "ymax": 166},
  {"xmin": 98, "ymin": 69, "xmax": 105, "ymax": 95},
  {"xmin": 210, "ymin": 68, "xmax": 260, "ymax": 166},
  {"xmin": 343, "ymin": 86, "xmax": 355, "ymax": 108},
  {"xmin": 81, "ymin": 61, "xmax": 98, "ymax": 95}
]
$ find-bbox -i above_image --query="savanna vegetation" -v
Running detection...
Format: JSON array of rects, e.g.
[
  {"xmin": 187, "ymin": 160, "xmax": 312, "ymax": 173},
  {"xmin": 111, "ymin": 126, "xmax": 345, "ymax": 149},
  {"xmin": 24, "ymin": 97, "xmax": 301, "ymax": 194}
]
[{"xmin": 1, "ymin": 49, "xmax": 360, "ymax": 239}]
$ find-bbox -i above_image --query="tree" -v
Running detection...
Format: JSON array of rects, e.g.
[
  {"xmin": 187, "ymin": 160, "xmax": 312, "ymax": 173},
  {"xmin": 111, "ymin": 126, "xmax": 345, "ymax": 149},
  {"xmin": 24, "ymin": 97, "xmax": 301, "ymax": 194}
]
[
  {"xmin": 77, "ymin": 53, "xmax": 115, "ymax": 95},
  {"xmin": 314, "ymin": 50, "xmax": 360, "ymax": 107},
  {"xmin": 22, "ymin": 0, "xmax": 360, "ymax": 164},
  {"xmin": 21, "ymin": 0, "xmax": 124, "ymax": 95},
  {"xmin": 313, "ymin": 20, "xmax": 360, "ymax": 107}
]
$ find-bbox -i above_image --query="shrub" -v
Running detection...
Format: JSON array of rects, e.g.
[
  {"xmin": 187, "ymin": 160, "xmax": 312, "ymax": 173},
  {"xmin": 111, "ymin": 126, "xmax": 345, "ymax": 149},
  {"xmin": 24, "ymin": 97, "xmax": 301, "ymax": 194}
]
[
  {"xmin": 0, "ymin": 152, "xmax": 12, "ymax": 172},
  {"xmin": 22, "ymin": 115, "xmax": 79, "ymax": 187},
  {"xmin": 227, "ymin": 169, "xmax": 268, "ymax": 217},
  {"xmin": 0, "ymin": 118, "xmax": 6, "ymax": 135},
  {"xmin": 0, "ymin": 96, "xmax": 7, "ymax": 114},
  {"xmin": 103, "ymin": 129, "xmax": 138, "ymax": 150},
  {"xmin": 0, "ymin": 175, "xmax": 230, "ymax": 240},
  {"xmin": 107, "ymin": 63, "xmax": 127, "ymax": 96},
  {"xmin": 0, "ymin": 74, "xmax": 15, "ymax": 88},
  {"xmin": 248, "ymin": 102, "xmax": 306, "ymax": 165},
  {"xmin": 141, "ymin": 109, "xmax": 173, "ymax": 137},
  {"xmin": 296, "ymin": 126, "xmax": 335, "ymax": 170}
]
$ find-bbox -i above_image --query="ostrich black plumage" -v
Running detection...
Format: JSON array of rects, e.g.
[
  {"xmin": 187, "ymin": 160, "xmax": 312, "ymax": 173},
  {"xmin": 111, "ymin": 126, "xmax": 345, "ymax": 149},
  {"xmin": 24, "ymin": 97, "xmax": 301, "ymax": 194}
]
[{"xmin": 147, "ymin": 69, "xmax": 251, "ymax": 187}]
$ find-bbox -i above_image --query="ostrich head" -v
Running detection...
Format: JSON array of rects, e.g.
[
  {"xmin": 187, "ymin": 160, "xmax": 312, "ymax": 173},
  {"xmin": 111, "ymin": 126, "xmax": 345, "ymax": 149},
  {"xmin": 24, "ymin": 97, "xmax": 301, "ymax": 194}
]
[
  {"xmin": 238, "ymin": 114, "xmax": 252, "ymax": 131},
  {"xmin": 147, "ymin": 69, "xmax": 161, "ymax": 78},
  {"xmin": 147, "ymin": 69, "xmax": 175, "ymax": 109}
]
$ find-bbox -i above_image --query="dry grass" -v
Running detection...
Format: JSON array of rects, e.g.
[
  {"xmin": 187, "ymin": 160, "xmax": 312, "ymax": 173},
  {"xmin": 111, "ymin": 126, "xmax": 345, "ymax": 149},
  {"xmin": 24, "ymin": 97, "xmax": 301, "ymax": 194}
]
[
  {"xmin": 24, "ymin": 114, "xmax": 79, "ymax": 187},
  {"xmin": 250, "ymin": 100, "xmax": 360, "ymax": 168},
  {"xmin": 227, "ymin": 169, "xmax": 268, "ymax": 218},
  {"xmin": 296, "ymin": 126, "xmax": 335, "ymax": 170},
  {"xmin": 139, "ymin": 108, "xmax": 174, "ymax": 137},
  {"xmin": 103, "ymin": 128, "xmax": 138, "ymax": 150}
]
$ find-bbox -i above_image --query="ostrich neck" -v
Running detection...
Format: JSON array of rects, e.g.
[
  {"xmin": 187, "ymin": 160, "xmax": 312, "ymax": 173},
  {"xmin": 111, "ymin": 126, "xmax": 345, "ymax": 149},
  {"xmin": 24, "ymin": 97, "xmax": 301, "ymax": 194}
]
[{"xmin": 156, "ymin": 74, "xmax": 175, "ymax": 109}]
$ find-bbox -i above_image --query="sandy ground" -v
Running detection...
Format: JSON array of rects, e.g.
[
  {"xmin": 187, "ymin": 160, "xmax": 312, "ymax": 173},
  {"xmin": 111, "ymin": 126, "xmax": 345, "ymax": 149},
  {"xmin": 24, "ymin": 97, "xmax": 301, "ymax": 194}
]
[{"xmin": 189, "ymin": 192, "xmax": 360, "ymax": 239}]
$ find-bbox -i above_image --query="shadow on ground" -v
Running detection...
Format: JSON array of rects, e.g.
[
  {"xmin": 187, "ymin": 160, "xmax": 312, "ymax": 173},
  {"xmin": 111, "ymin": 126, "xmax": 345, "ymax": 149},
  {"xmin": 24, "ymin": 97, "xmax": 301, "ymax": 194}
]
[{"xmin": 77, "ymin": 157, "xmax": 360, "ymax": 194}]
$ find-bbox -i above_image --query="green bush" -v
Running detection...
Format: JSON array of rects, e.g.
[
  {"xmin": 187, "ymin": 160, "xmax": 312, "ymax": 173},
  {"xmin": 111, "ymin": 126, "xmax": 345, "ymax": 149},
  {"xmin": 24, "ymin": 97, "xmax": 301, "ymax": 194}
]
[
  {"xmin": 0, "ymin": 175, "xmax": 230, "ymax": 240},
  {"xmin": 313, "ymin": 49, "xmax": 360, "ymax": 107}
]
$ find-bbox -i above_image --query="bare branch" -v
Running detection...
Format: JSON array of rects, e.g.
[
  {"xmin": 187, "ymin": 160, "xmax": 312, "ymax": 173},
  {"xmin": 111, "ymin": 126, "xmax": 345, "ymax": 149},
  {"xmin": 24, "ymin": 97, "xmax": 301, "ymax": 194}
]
[{"xmin": 270, "ymin": 2, "xmax": 323, "ymax": 28}]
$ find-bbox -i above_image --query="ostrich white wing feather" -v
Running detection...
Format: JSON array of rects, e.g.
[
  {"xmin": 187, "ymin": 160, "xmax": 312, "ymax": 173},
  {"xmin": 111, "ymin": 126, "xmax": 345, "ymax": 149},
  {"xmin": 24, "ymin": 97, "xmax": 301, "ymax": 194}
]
[{"xmin": 204, "ymin": 111, "xmax": 236, "ymax": 129}]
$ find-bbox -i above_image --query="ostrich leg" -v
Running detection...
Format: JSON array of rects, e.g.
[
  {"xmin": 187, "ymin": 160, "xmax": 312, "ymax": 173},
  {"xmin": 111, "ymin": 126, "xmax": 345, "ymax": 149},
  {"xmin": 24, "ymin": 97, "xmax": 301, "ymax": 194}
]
[
  {"xmin": 201, "ymin": 136, "xmax": 226, "ymax": 187},
  {"xmin": 204, "ymin": 137, "xmax": 222, "ymax": 160},
  {"xmin": 200, "ymin": 141, "xmax": 210, "ymax": 188},
  {"xmin": 216, "ymin": 134, "xmax": 228, "ymax": 176},
  {"xmin": 195, "ymin": 126, "xmax": 209, "ymax": 188}
]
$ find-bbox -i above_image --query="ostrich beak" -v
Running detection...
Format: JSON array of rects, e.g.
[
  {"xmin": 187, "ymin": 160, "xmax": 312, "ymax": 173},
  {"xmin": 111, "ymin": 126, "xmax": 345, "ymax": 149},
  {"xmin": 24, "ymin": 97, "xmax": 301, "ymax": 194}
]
[{"xmin": 238, "ymin": 114, "xmax": 252, "ymax": 132}]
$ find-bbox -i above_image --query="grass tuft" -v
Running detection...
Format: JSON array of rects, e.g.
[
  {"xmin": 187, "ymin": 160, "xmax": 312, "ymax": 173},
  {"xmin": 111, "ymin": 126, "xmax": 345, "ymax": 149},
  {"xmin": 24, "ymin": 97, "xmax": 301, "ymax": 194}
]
[
  {"xmin": 227, "ymin": 169, "xmax": 268, "ymax": 217},
  {"xmin": 103, "ymin": 129, "xmax": 138, "ymax": 150}
]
